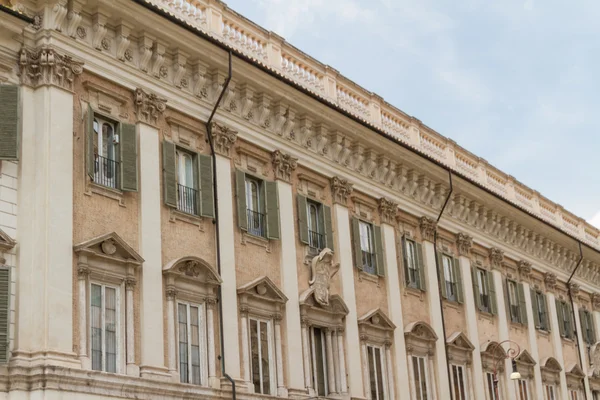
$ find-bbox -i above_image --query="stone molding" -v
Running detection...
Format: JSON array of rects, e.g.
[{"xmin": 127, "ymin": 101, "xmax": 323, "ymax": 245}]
[
  {"xmin": 330, "ymin": 176, "xmax": 353, "ymax": 205},
  {"xmin": 210, "ymin": 122, "xmax": 238, "ymax": 157},
  {"xmin": 134, "ymin": 87, "xmax": 166, "ymax": 125},
  {"xmin": 489, "ymin": 248, "xmax": 504, "ymax": 270},
  {"xmin": 18, "ymin": 46, "xmax": 83, "ymax": 91},
  {"xmin": 378, "ymin": 197, "xmax": 398, "ymax": 225},
  {"xmin": 419, "ymin": 216, "xmax": 437, "ymax": 243},
  {"xmin": 456, "ymin": 233, "xmax": 473, "ymax": 256},
  {"xmin": 271, "ymin": 150, "xmax": 298, "ymax": 183}
]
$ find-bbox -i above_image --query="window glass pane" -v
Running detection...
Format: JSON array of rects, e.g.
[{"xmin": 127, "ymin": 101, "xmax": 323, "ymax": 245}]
[
  {"xmin": 91, "ymin": 284, "xmax": 102, "ymax": 371},
  {"xmin": 190, "ymin": 306, "xmax": 201, "ymax": 385},
  {"xmin": 443, "ymin": 256, "xmax": 455, "ymax": 300},
  {"xmin": 374, "ymin": 348, "xmax": 384, "ymax": 400},
  {"xmin": 413, "ymin": 357, "xmax": 422, "ymax": 399},
  {"xmin": 313, "ymin": 328, "xmax": 327, "ymax": 396},
  {"xmin": 260, "ymin": 321, "xmax": 270, "ymax": 395},
  {"xmin": 178, "ymin": 304, "xmax": 189, "ymax": 383},
  {"xmin": 368, "ymin": 347, "xmax": 377, "ymax": 400},
  {"xmin": 308, "ymin": 203, "xmax": 318, "ymax": 233},
  {"xmin": 457, "ymin": 365, "xmax": 465, "ymax": 400},
  {"xmin": 104, "ymin": 287, "xmax": 117, "ymax": 373},
  {"xmin": 246, "ymin": 179, "xmax": 259, "ymax": 212},
  {"xmin": 419, "ymin": 357, "xmax": 428, "ymax": 400},
  {"xmin": 250, "ymin": 319, "xmax": 260, "ymax": 393},
  {"xmin": 359, "ymin": 222, "xmax": 372, "ymax": 252}
]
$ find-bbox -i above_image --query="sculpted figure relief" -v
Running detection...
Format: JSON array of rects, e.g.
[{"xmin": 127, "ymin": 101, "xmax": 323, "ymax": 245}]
[
  {"xmin": 591, "ymin": 343, "xmax": 600, "ymax": 376},
  {"xmin": 309, "ymin": 248, "xmax": 340, "ymax": 307}
]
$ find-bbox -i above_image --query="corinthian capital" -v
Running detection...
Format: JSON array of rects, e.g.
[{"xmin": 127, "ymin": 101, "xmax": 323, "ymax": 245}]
[
  {"xmin": 419, "ymin": 216, "xmax": 437, "ymax": 242},
  {"xmin": 489, "ymin": 248, "xmax": 504, "ymax": 270},
  {"xmin": 518, "ymin": 260, "xmax": 532, "ymax": 277},
  {"xmin": 18, "ymin": 46, "xmax": 83, "ymax": 91},
  {"xmin": 544, "ymin": 272, "xmax": 557, "ymax": 290},
  {"xmin": 210, "ymin": 122, "xmax": 238, "ymax": 157},
  {"xmin": 271, "ymin": 150, "xmax": 298, "ymax": 183},
  {"xmin": 330, "ymin": 176, "xmax": 353, "ymax": 205},
  {"xmin": 134, "ymin": 88, "xmax": 167, "ymax": 125},
  {"xmin": 378, "ymin": 197, "xmax": 398, "ymax": 225},
  {"xmin": 456, "ymin": 233, "xmax": 473, "ymax": 256}
]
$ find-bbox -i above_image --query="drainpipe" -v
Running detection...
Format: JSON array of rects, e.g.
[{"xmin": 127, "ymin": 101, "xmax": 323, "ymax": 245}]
[
  {"xmin": 205, "ymin": 50, "xmax": 236, "ymax": 400},
  {"xmin": 567, "ymin": 241, "xmax": 586, "ymax": 400},
  {"xmin": 433, "ymin": 170, "xmax": 454, "ymax": 399}
]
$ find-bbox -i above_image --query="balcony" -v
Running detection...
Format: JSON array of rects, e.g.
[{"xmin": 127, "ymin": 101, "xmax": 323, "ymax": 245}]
[
  {"xmin": 177, "ymin": 184, "xmax": 198, "ymax": 215},
  {"xmin": 308, "ymin": 230, "xmax": 324, "ymax": 251},
  {"xmin": 94, "ymin": 154, "xmax": 119, "ymax": 189},
  {"xmin": 247, "ymin": 209, "xmax": 265, "ymax": 237}
]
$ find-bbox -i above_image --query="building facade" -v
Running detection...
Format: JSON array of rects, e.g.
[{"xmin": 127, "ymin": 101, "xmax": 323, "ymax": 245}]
[{"xmin": 1, "ymin": 1, "xmax": 600, "ymax": 400}]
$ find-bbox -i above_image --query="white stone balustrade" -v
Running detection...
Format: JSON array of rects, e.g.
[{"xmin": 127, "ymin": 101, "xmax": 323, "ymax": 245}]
[
  {"xmin": 281, "ymin": 53, "xmax": 325, "ymax": 94},
  {"xmin": 222, "ymin": 19, "xmax": 267, "ymax": 61},
  {"xmin": 336, "ymin": 85, "xmax": 370, "ymax": 119}
]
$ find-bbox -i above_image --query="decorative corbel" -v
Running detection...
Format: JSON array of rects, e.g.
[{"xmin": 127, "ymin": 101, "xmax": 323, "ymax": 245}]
[
  {"xmin": 192, "ymin": 61, "xmax": 209, "ymax": 98},
  {"xmin": 172, "ymin": 50, "xmax": 188, "ymax": 88},
  {"xmin": 150, "ymin": 41, "xmax": 166, "ymax": 78},
  {"xmin": 66, "ymin": 0, "xmax": 85, "ymax": 38},
  {"xmin": 116, "ymin": 23, "xmax": 133, "ymax": 62},
  {"xmin": 138, "ymin": 34, "xmax": 154, "ymax": 73},
  {"xmin": 92, "ymin": 10, "xmax": 109, "ymax": 51},
  {"xmin": 239, "ymin": 84, "xmax": 255, "ymax": 119}
]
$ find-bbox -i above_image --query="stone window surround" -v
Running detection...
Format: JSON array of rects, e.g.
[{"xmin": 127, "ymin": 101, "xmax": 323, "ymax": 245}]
[
  {"xmin": 237, "ymin": 276, "xmax": 288, "ymax": 396},
  {"xmin": 163, "ymin": 256, "xmax": 222, "ymax": 387},
  {"xmin": 540, "ymin": 357, "xmax": 562, "ymax": 388},
  {"xmin": 481, "ymin": 341, "xmax": 510, "ymax": 397},
  {"xmin": 405, "ymin": 321, "xmax": 438, "ymax": 400},
  {"xmin": 447, "ymin": 332, "xmax": 476, "ymax": 400},
  {"xmin": 566, "ymin": 363, "xmax": 586, "ymax": 392},
  {"xmin": 74, "ymin": 232, "xmax": 143, "ymax": 376}
]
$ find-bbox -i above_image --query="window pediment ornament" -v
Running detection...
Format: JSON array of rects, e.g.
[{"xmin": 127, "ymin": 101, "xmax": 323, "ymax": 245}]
[
  {"xmin": 515, "ymin": 349, "xmax": 536, "ymax": 378},
  {"xmin": 74, "ymin": 232, "xmax": 144, "ymax": 266},
  {"xmin": 308, "ymin": 248, "xmax": 340, "ymax": 307},
  {"xmin": 299, "ymin": 288, "xmax": 348, "ymax": 328},
  {"xmin": 237, "ymin": 275, "xmax": 288, "ymax": 306},
  {"xmin": 566, "ymin": 363, "xmax": 585, "ymax": 390},
  {"xmin": 162, "ymin": 256, "xmax": 221, "ymax": 286},
  {"xmin": 404, "ymin": 321, "xmax": 437, "ymax": 355},
  {"xmin": 358, "ymin": 308, "xmax": 396, "ymax": 345},
  {"xmin": 419, "ymin": 216, "xmax": 437, "ymax": 243},
  {"xmin": 481, "ymin": 341, "xmax": 507, "ymax": 372}
]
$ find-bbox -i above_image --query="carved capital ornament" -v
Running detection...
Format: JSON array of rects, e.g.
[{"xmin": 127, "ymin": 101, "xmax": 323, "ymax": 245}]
[
  {"xmin": 271, "ymin": 150, "xmax": 297, "ymax": 183},
  {"xmin": 18, "ymin": 46, "xmax": 83, "ymax": 91},
  {"xmin": 330, "ymin": 176, "xmax": 353, "ymax": 205},
  {"xmin": 378, "ymin": 197, "xmax": 398, "ymax": 225},
  {"xmin": 518, "ymin": 260, "xmax": 532, "ymax": 277},
  {"xmin": 134, "ymin": 88, "xmax": 166, "ymax": 125},
  {"xmin": 569, "ymin": 283, "xmax": 580, "ymax": 298},
  {"xmin": 544, "ymin": 272, "xmax": 557, "ymax": 289},
  {"xmin": 419, "ymin": 216, "xmax": 437, "ymax": 242},
  {"xmin": 489, "ymin": 248, "xmax": 504, "ymax": 270},
  {"xmin": 210, "ymin": 122, "xmax": 238, "ymax": 157},
  {"xmin": 456, "ymin": 233, "xmax": 473, "ymax": 256},
  {"xmin": 592, "ymin": 293, "xmax": 600, "ymax": 311}
]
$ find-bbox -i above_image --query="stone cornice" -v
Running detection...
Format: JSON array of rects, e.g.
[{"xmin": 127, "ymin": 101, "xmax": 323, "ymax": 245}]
[
  {"xmin": 330, "ymin": 176, "xmax": 353, "ymax": 205},
  {"xmin": 18, "ymin": 46, "xmax": 83, "ymax": 91},
  {"xmin": 271, "ymin": 150, "xmax": 297, "ymax": 183},
  {"xmin": 134, "ymin": 87, "xmax": 166, "ymax": 125},
  {"xmin": 210, "ymin": 122, "xmax": 238, "ymax": 157},
  {"xmin": 378, "ymin": 197, "xmax": 397, "ymax": 225}
]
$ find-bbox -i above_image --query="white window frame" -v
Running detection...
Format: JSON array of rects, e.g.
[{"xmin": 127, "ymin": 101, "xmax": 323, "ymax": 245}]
[
  {"xmin": 442, "ymin": 254, "xmax": 456, "ymax": 301},
  {"xmin": 411, "ymin": 355, "xmax": 432, "ymax": 400},
  {"xmin": 450, "ymin": 364, "xmax": 469, "ymax": 400},
  {"xmin": 310, "ymin": 326, "xmax": 330, "ymax": 397},
  {"xmin": 486, "ymin": 371, "xmax": 501, "ymax": 400},
  {"xmin": 516, "ymin": 379, "xmax": 530, "ymax": 400},
  {"xmin": 176, "ymin": 301, "xmax": 208, "ymax": 386},
  {"xmin": 367, "ymin": 344, "xmax": 388, "ymax": 400},
  {"xmin": 93, "ymin": 115, "xmax": 119, "ymax": 188},
  {"xmin": 248, "ymin": 316, "xmax": 276, "ymax": 395},
  {"xmin": 545, "ymin": 384, "xmax": 557, "ymax": 400},
  {"xmin": 89, "ymin": 281, "xmax": 123, "ymax": 374},
  {"xmin": 405, "ymin": 239, "xmax": 418, "ymax": 288}
]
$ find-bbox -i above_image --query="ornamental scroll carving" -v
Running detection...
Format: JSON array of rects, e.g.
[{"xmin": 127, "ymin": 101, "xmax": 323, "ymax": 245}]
[
  {"xmin": 178, "ymin": 260, "xmax": 201, "ymax": 277},
  {"xmin": 419, "ymin": 216, "xmax": 437, "ymax": 242},
  {"xmin": 456, "ymin": 233, "xmax": 473, "ymax": 256},
  {"xmin": 309, "ymin": 248, "xmax": 340, "ymax": 307},
  {"xmin": 18, "ymin": 47, "xmax": 83, "ymax": 91},
  {"xmin": 210, "ymin": 122, "xmax": 238, "ymax": 157},
  {"xmin": 272, "ymin": 150, "xmax": 297, "ymax": 183},
  {"xmin": 330, "ymin": 176, "xmax": 353, "ymax": 205},
  {"xmin": 378, "ymin": 197, "xmax": 398, "ymax": 225},
  {"xmin": 489, "ymin": 248, "xmax": 504, "ymax": 270},
  {"xmin": 134, "ymin": 88, "xmax": 166, "ymax": 125}
]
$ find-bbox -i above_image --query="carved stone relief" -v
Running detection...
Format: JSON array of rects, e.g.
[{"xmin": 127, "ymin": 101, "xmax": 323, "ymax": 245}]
[
  {"xmin": 134, "ymin": 88, "xmax": 166, "ymax": 125},
  {"xmin": 308, "ymin": 248, "xmax": 340, "ymax": 307},
  {"xmin": 272, "ymin": 150, "xmax": 298, "ymax": 183},
  {"xmin": 18, "ymin": 47, "xmax": 83, "ymax": 91}
]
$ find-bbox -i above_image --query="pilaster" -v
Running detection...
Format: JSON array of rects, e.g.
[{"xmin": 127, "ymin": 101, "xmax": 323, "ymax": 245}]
[
  {"xmin": 572, "ymin": 300, "xmax": 592, "ymax": 398},
  {"xmin": 519, "ymin": 263, "xmax": 543, "ymax": 398},
  {"xmin": 547, "ymin": 291, "xmax": 569, "ymax": 400}
]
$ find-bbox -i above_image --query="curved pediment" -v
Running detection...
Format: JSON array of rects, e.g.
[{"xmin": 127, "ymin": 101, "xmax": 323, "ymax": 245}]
[
  {"xmin": 358, "ymin": 309, "xmax": 396, "ymax": 331},
  {"xmin": 238, "ymin": 276, "xmax": 287, "ymax": 304},
  {"xmin": 299, "ymin": 287, "xmax": 349, "ymax": 315},
  {"xmin": 481, "ymin": 341, "xmax": 507, "ymax": 358},
  {"xmin": 541, "ymin": 357, "xmax": 562, "ymax": 373},
  {"xmin": 74, "ymin": 232, "xmax": 144, "ymax": 265},
  {"xmin": 404, "ymin": 321, "xmax": 438, "ymax": 342},
  {"xmin": 163, "ymin": 256, "xmax": 221, "ymax": 285},
  {"xmin": 447, "ymin": 332, "xmax": 475, "ymax": 352}
]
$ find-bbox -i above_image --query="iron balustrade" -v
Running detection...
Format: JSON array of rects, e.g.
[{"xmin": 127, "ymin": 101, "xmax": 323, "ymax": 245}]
[
  {"xmin": 247, "ymin": 209, "xmax": 265, "ymax": 237},
  {"xmin": 362, "ymin": 251, "xmax": 376, "ymax": 274},
  {"xmin": 94, "ymin": 154, "xmax": 119, "ymax": 189},
  {"xmin": 308, "ymin": 230, "xmax": 324, "ymax": 251},
  {"xmin": 177, "ymin": 184, "xmax": 198, "ymax": 215}
]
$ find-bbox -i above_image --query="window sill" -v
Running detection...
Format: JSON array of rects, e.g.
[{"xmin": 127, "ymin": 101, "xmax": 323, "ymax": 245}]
[
  {"xmin": 241, "ymin": 231, "xmax": 271, "ymax": 253},
  {"xmin": 536, "ymin": 329, "xmax": 550, "ymax": 338},
  {"xmin": 168, "ymin": 207, "xmax": 206, "ymax": 231},
  {"xmin": 85, "ymin": 181, "xmax": 126, "ymax": 207},
  {"xmin": 358, "ymin": 270, "xmax": 380, "ymax": 285},
  {"xmin": 303, "ymin": 245, "xmax": 326, "ymax": 265}
]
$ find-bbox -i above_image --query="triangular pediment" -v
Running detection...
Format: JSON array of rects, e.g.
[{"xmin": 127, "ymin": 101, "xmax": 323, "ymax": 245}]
[
  {"xmin": 541, "ymin": 357, "xmax": 562, "ymax": 373},
  {"xmin": 358, "ymin": 308, "xmax": 396, "ymax": 331},
  {"xmin": 567, "ymin": 363, "xmax": 585, "ymax": 378},
  {"xmin": 238, "ymin": 276, "xmax": 288, "ymax": 304},
  {"xmin": 447, "ymin": 332, "xmax": 475, "ymax": 352},
  {"xmin": 405, "ymin": 321, "xmax": 438, "ymax": 341},
  {"xmin": 516, "ymin": 350, "xmax": 536, "ymax": 366},
  {"xmin": 74, "ymin": 232, "xmax": 144, "ymax": 265},
  {"xmin": 0, "ymin": 228, "xmax": 15, "ymax": 252}
]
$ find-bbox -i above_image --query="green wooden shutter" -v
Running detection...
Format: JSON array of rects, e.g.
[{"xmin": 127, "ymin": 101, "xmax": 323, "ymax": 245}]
[
  {"xmin": 297, "ymin": 195, "xmax": 309, "ymax": 244},
  {"xmin": 0, "ymin": 267, "xmax": 10, "ymax": 363},
  {"xmin": 162, "ymin": 141, "xmax": 177, "ymax": 207},
  {"xmin": 351, "ymin": 218, "xmax": 362, "ymax": 270},
  {"xmin": 556, "ymin": 299, "xmax": 565, "ymax": 337},
  {"xmin": 472, "ymin": 267, "xmax": 481, "ymax": 311},
  {"xmin": 265, "ymin": 181, "xmax": 280, "ymax": 240},
  {"xmin": 503, "ymin": 280, "xmax": 511, "ymax": 321},
  {"xmin": 454, "ymin": 257, "xmax": 463, "ymax": 303},
  {"xmin": 198, "ymin": 154, "xmax": 214, "ymax": 218},
  {"xmin": 488, "ymin": 271, "xmax": 497, "ymax": 315},
  {"xmin": 323, "ymin": 205, "xmax": 333, "ymax": 251},
  {"xmin": 589, "ymin": 312, "xmax": 596, "ymax": 344},
  {"xmin": 235, "ymin": 170, "xmax": 247, "ymax": 231},
  {"xmin": 119, "ymin": 123, "xmax": 138, "ymax": 192},
  {"xmin": 436, "ymin": 252, "xmax": 447, "ymax": 299},
  {"xmin": 373, "ymin": 225, "xmax": 385, "ymax": 277},
  {"xmin": 531, "ymin": 289, "xmax": 540, "ymax": 328},
  {"xmin": 0, "ymin": 85, "xmax": 19, "ymax": 160},
  {"xmin": 416, "ymin": 242, "xmax": 426, "ymax": 291},
  {"xmin": 579, "ymin": 309, "xmax": 588, "ymax": 343},
  {"xmin": 402, "ymin": 237, "xmax": 410, "ymax": 286},
  {"xmin": 517, "ymin": 283, "xmax": 527, "ymax": 325},
  {"xmin": 86, "ymin": 104, "xmax": 95, "ymax": 179},
  {"xmin": 567, "ymin": 303, "xmax": 575, "ymax": 339},
  {"xmin": 543, "ymin": 296, "xmax": 550, "ymax": 332}
]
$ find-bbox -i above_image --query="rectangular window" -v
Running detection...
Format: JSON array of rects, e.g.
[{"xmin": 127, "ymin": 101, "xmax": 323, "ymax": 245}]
[
  {"xmin": 310, "ymin": 327, "xmax": 329, "ymax": 397},
  {"xmin": 486, "ymin": 372, "xmax": 499, "ymax": 400},
  {"xmin": 368, "ymin": 345, "xmax": 386, "ymax": 400},
  {"xmin": 570, "ymin": 390, "xmax": 580, "ymax": 400},
  {"xmin": 560, "ymin": 301, "xmax": 573, "ymax": 339},
  {"xmin": 245, "ymin": 176, "xmax": 265, "ymax": 237},
  {"xmin": 93, "ymin": 116, "xmax": 119, "ymax": 189},
  {"xmin": 249, "ymin": 318, "xmax": 273, "ymax": 395},
  {"xmin": 359, "ymin": 221, "xmax": 376, "ymax": 274},
  {"xmin": 412, "ymin": 356, "xmax": 430, "ymax": 400},
  {"xmin": 450, "ymin": 364, "xmax": 468, "ymax": 400},
  {"xmin": 507, "ymin": 280, "xmax": 520, "ymax": 323},
  {"xmin": 545, "ymin": 385, "xmax": 557, "ymax": 400},
  {"xmin": 90, "ymin": 283, "xmax": 118, "ymax": 373},
  {"xmin": 405, "ymin": 239, "xmax": 419, "ymax": 288},
  {"xmin": 517, "ymin": 379, "xmax": 529, "ymax": 400},
  {"xmin": 178, "ymin": 302, "xmax": 206, "ymax": 385},
  {"xmin": 175, "ymin": 149, "xmax": 198, "ymax": 215},
  {"xmin": 478, "ymin": 269, "xmax": 491, "ymax": 313},
  {"xmin": 581, "ymin": 309, "xmax": 596, "ymax": 345},
  {"xmin": 443, "ymin": 255, "xmax": 457, "ymax": 302},
  {"xmin": 307, "ymin": 200, "xmax": 325, "ymax": 251},
  {"xmin": 536, "ymin": 291, "xmax": 549, "ymax": 331}
]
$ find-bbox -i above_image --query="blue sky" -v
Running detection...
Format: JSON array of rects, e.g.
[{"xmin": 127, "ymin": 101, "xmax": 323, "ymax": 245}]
[{"xmin": 224, "ymin": 0, "xmax": 600, "ymax": 226}]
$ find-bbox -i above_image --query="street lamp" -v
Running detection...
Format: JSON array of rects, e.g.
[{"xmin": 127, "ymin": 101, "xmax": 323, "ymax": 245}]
[{"xmin": 491, "ymin": 340, "xmax": 522, "ymax": 400}]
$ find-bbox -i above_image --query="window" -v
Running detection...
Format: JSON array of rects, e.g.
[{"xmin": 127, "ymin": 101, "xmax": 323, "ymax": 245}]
[
  {"xmin": 579, "ymin": 308, "xmax": 596, "ymax": 345},
  {"xmin": 545, "ymin": 385, "xmax": 557, "ymax": 400},
  {"xmin": 297, "ymin": 195, "xmax": 333, "ymax": 252},
  {"xmin": 443, "ymin": 255, "xmax": 456, "ymax": 301},
  {"xmin": 474, "ymin": 268, "xmax": 496, "ymax": 314},
  {"xmin": 405, "ymin": 239, "xmax": 418, "ymax": 287},
  {"xmin": 507, "ymin": 280, "xmax": 520, "ymax": 323},
  {"xmin": 93, "ymin": 116, "xmax": 119, "ymax": 189},
  {"xmin": 517, "ymin": 379, "xmax": 530, "ymax": 400},
  {"xmin": 438, "ymin": 253, "xmax": 463, "ymax": 303},
  {"xmin": 556, "ymin": 300, "xmax": 575, "ymax": 339},
  {"xmin": 249, "ymin": 318, "xmax": 274, "ymax": 394},
  {"xmin": 360, "ymin": 221, "xmax": 376, "ymax": 274},
  {"xmin": 175, "ymin": 149, "xmax": 198, "ymax": 215},
  {"xmin": 367, "ymin": 345, "xmax": 386, "ymax": 400},
  {"xmin": 307, "ymin": 200, "xmax": 325, "ymax": 251},
  {"xmin": 412, "ymin": 356, "xmax": 430, "ymax": 400},
  {"xmin": 177, "ymin": 302, "xmax": 207, "ymax": 385},
  {"xmin": 352, "ymin": 218, "xmax": 384, "ymax": 276},
  {"xmin": 310, "ymin": 327, "xmax": 330, "ymax": 396},
  {"xmin": 570, "ymin": 390, "xmax": 581, "ymax": 400},
  {"xmin": 235, "ymin": 170, "xmax": 280, "ymax": 240},
  {"xmin": 478, "ymin": 269, "xmax": 490, "ymax": 312},
  {"xmin": 90, "ymin": 283, "xmax": 119, "ymax": 373},
  {"xmin": 450, "ymin": 364, "xmax": 468, "ymax": 400},
  {"xmin": 246, "ymin": 176, "xmax": 265, "ymax": 237},
  {"xmin": 486, "ymin": 372, "xmax": 500, "ymax": 400},
  {"xmin": 532, "ymin": 290, "xmax": 550, "ymax": 331}
]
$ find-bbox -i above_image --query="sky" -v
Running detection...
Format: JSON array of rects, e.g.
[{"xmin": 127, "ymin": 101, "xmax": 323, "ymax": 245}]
[{"xmin": 223, "ymin": 0, "xmax": 600, "ymax": 227}]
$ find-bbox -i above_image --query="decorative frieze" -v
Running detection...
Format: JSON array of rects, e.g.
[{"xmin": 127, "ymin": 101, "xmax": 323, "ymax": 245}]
[
  {"xmin": 419, "ymin": 216, "xmax": 437, "ymax": 243},
  {"xmin": 544, "ymin": 272, "xmax": 557, "ymax": 290},
  {"xmin": 330, "ymin": 176, "xmax": 353, "ymax": 205},
  {"xmin": 489, "ymin": 248, "xmax": 504, "ymax": 270},
  {"xmin": 134, "ymin": 88, "xmax": 167, "ymax": 125},
  {"xmin": 378, "ymin": 197, "xmax": 398, "ymax": 225},
  {"xmin": 456, "ymin": 233, "xmax": 473, "ymax": 256},
  {"xmin": 210, "ymin": 122, "xmax": 238, "ymax": 157},
  {"xmin": 518, "ymin": 260, "xmax": 532, "ymax": 277},
  {"xmin": 18, "ymin": 47, "xmax": 83, "ymax": 91},
  {"xmin": 271, "ymin": 150, "xmax": 298, "ymax": 183}
]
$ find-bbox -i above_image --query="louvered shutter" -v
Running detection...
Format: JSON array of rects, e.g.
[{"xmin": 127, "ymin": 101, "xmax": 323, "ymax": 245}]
[
  {"xmin": 162, "ymin": 141, "xmax": 177, "ymax": 207},
  {"xmin": 543, "ymin": 296, "xmax": 550, "ymax": 332},
  {"xmin": 531, "ymin": 289, "xmax": 540, "ymax": 328},
  {"xmin": 588, "ymin": 312, "xmax": 596, "ymax": 344},
  {"xmin": 0, "ymin": 267, "xmax": 10, "ymax": 363},
  {"xmin": 436, "ymin": 252, "xmax": 447, "ymax": 299},
  {"xmin": 402, "ymin": 237, "xmax": 410, "ymax": 286},
  {"xmin": 416, "ymin": 242, "xmax": 426, "ymax": 291},
  {"xmin": 488, "ymin": 271, "xmax": 497, "ymax": 315},
  {"xmin": 503, "ymin": 280, "xmax": 512, "ymax": 322},
  {"xmin": 235, "ymin": 170, "xmax": 247, "ymax": 231},
  {"xmin": 297, "ymin": 195, "xmax": 309, "ymax": 244},
  {"xmin": 579, "ymin": 309, "xmax": 588, "ymax": 344},
  {"xmin": 373, "ymin": 225, "xmax": 385, "ymax": 277},
  {"xmin": 472, "ymin": 267, "xmax": 481, "ymax": 311},
  {"xmin": 265, "ymin": 181, "xmax": 280, "ymax": 240},
  {"xmin": 323, "ymin": 205, "xmax": 333, "ymax": 250},
  {"xmin": 198, "ymin": 154, "xmax": 214, "ymax": 218},
  {"xmin": 567, "ymin": 304, "xmax": 575, "ymax": 339},
  {"xmin": 0, "ymin": 85, "xmax": 19, "ymax": 160},
  {"xmin": 351, "ymin": 218, "xmax": 362, "ymax": 270},
  {"xmin": 556, "ymin": 299, "xmax": 565, "ymax": 337},
  {"xmin": 517, "ymin": 283, "xmax": 527, "ymax": 325},
  {"xmin": 86, "ymin": 104, "xmax": 95, "ymax": 179},
  {"xmin": 454, "ymin": 257, "xmax": 464, "ymax": 303},
  {"xmin": 119, "ymin": 123, "xmax": 138, "ymax": 191}
]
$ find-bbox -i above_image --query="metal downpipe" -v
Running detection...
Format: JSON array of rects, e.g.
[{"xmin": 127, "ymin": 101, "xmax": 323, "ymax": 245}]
[{"xmin": 567, "ymin": 241, "xmax": 587, "ymax": 400}]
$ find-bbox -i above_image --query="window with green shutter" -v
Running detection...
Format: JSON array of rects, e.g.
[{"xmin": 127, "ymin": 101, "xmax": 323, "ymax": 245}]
[
  {"xmin": 297, "ymin": 195, "xmax": 333, "ymax": 252},
  {"xmin": 531, "ymin": 290, "xmax": 550, "ymax": 331},
  {"xmin": 436, "ymin": 252, "xmax": 462, "ymax": 303},
  {"xmin": 351, "ymin": 218, "xmax": 383, "ymax": 276},
  {"xmin": 557, "ymin": 300, "xmax": 574, "ymax": 339},
  {"xmin": 473, "ymin": 268, "xmax": 496, "ymax": 314},
  {"xmin": 234, "ymin": 170, "xmax": 279, "ymax": 240},
  {"xmin": 0, "ymin": 267, "xmax": 10, "ymax": 363},
  {"xmin": 0, "ymin": 85, "xmax": 19, "ymax": 161},
  {"xmin": 580, "ymin": 309, "xmax": 596, "ymax": 345}
]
